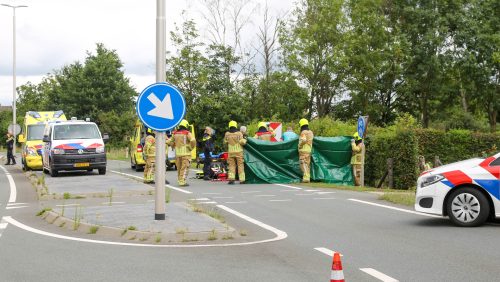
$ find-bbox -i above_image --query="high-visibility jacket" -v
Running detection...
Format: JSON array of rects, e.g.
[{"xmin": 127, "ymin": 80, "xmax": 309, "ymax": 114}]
[
  {"xmin": 144, "ymin": 135, "xmax": 156, "ymax": 158},
  {"xmin": 167, "ymin": 129, "xmax": 196, "ymax": 157},
  {"xmin": 224, "ymin": 131, "xmax": 246, "ymax": 154},
  {"xmin": 299, "ymin": 130, "xmax": 314, "ymax": 153},
  {"xmin": 351, "ymin": 142, "xmax": 364, "ymax": 165}
]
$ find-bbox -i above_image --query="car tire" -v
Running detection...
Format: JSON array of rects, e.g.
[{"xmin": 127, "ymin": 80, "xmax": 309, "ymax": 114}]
[
  {"xmin": 131, "ymin": 156, "xmax": 136, "ymax": 169},
  {"xmin": 43, "ymin": 167, "xmax": 49, "ymax": 174},
  {"xmin": 87, "ymin": 169, "xmax": 93, "ymax": 172},
  {"xmin": 98, "ymin": 168, "xmax": 106, "ymax": 175},
  {"xmin": 50, "ymin": 168, "xmax": 58, "ymax": 177},
  {"xmin": 446, "ymin": 187, "xmax": 490, "ymax": 227},
  {"xmin": 22, "ymin": 159, "xmax": 27, "ymax": 171},
  {"xmin": 135, "ymin": 164, "xmax": 142, "ymax": 172}
]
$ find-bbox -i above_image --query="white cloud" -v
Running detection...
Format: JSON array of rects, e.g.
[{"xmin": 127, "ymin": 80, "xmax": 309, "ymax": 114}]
[{"xmin": 0, "ymin": 0, "xmax": 294, "ymax": 106}]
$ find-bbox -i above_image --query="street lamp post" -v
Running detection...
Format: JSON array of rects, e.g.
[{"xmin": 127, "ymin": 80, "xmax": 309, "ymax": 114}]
[{"xmin": 1, "ymin": 3, "xmax": 27, "ymax": 155}]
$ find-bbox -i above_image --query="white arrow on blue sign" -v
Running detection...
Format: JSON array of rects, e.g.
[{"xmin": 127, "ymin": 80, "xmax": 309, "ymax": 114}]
[{"xmin": 136, "ymin": 82, "xmax": 186, "ymax": 132}]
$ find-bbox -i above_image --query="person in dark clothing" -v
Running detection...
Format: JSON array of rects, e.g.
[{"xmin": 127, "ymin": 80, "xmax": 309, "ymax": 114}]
[
  {"xmin": 5, "ymin": 133, "xmax": 16, "ymax": 165},
  {"xmin": 200, "ymin": 127, "xmax": 215, "ymax": 180}
]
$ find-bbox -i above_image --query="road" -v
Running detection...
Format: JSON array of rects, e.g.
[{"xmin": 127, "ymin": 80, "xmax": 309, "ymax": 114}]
[{"xmin": 0, "ymin": 159, "xmax": 499, "ymax": 281}]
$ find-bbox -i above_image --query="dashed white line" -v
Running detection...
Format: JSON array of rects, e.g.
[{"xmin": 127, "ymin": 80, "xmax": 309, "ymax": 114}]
[
  {"xmin": 197, "ymin": 201, "xmax": 218, "ymax": 204},
  {"xmin": 254, "ymin": 195, "xmax": 276, "ymax": 197},
  {"xmin": 191, "ymin": 198, "xmax": 210, "ymax": 201},
  {"xmin": 56, "ymin": 204, "xmax": 81, "ymax": 207},
  {"xmin": 7, "ymin": 202, "xmax": 28, "ymax": 206},
  {"xmin": 360, "ymin": 268, "xmax": 399, "ymax": 282},
  {"xmin": 305, "ymin": 189, "xmax": 320, "ymax": 192},
  {"xmin": 314, "ymin": 247, "xmax": 343, "ymax": 257},
  {"xmin": 6, "ymin": 206, "xmax": 28, "ymax": 210},
  {"xmin": 348, "ymin": 198, "xmax": 442, "ymax": 218},
  {"xmin": 280, "ymin": 189, "xmax": 299, "ymax": 192},
  {"xmin": 295, "ymin": 193, "xmax": 314, "ymax": 196},
  {"xmin": 241, "ymin": 191, "xmax": 261, "ymax": 194},
  {"xmin": 274, "ymin": 184, "xmax": 302, "ymax": 190},
  {"xmin": 269, "ymin": 199, "xmax": 291, "ymax": 202},
  {"xmin": 110, "ymin": 170, "xmax": 192, "ymax": 194},
  {"xmin": 315, "ymin": 191, "xmax": 336, "ymax": 195}
]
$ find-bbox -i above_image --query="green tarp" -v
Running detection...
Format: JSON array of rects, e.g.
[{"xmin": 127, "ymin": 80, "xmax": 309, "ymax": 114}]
[{"xmin": 243, "ymin": 136, "xmax": 354, "ymax": 185}]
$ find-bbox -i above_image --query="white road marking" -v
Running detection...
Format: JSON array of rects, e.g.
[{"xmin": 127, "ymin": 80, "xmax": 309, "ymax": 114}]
[
  {"xmin": 7, "ymin": 202, "xmax": 28, "ymax": 206},
  {"xmin": 305, "ymin": 189, "xmax": 320, "ymax": 192},
  {"xmin": 241, "ymin": 191, "xmax": 261, "ymax": 194},
  {"xmin": 314, "ymin": 247, "xmax": 343, "ymax": 257},
  {"xmin": 101, "ymin": 202, "xmax": 126, "ymax": 205},
  {"xmin": 197, "ymin": 201, "xmax": 218, "ymax": 204},
  {"xmin": 274, "ymin": 184, "xmax": 302, "ymax": 190},
  {"xmin": 0, "ymin": 217, "xmax": 8, "ymax": 238},
  {"xmin": 295, "ymin": 193, "xmax": 314, "ymax": 196},
  {"xmin": 313, "ymin": 198, "xmax": 336, "ymax": 200},
  {"xmin": 269, "ymin": 199, "xmax": 291, "ymax": 202},
  {"xmin": 225, "ymin": 201, "xmax": 247, "ymax": 204},
  {"xmin": 212, "ymin": 197, "xmax": 233, "ymax": 199},
  {"xmin": 348, "ymin": 199, "xmax": 442, "ymax": 218},
  {"xmin": 110, "ymin": 170, "xmax": 192, "ymax": 194},
  {"xmin": 280, "ymin": 189, "xmax": 300, "ymax": 192},
  {"xmin": 360, "ymin": 268, "xmax": 399, "ymax": 282},
  {"xmin": 0, "ymin": 165, "xmax": 17, "ymax": 203},
  {"xmin": 191, "ymin": 198, "xmax": 210, "ymax": 201},
  {"xmin": 254, "ymin": 195, "xmax": 276, "ymax": 197},
  {"xmin": 56, "ymin": 204, "xmax": 81, "ymax": 207},
  {"xmin": 6, "ymin": 206, "xmax": 28, "ymax": 210},
  {"xmin": 4, "ymin": 204, "xmax": 287, "ymax": 247},
  {"xmin": 315, "ymin": 191, "xmax": 336, "ymax": 195}
]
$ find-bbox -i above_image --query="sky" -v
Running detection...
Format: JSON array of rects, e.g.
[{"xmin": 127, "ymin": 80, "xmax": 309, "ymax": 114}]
[{"xmin": 0, "ymin": 0, "xmax": 294, "ymax": 107}]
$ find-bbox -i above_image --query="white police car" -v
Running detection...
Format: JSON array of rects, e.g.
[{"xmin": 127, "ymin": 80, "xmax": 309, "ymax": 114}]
[{"xmin": 415, "ymin": 153, "xmax": 500, "ymax": 227}]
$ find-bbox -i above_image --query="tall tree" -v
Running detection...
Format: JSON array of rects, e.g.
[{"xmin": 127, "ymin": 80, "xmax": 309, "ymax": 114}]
[{"xmin": 280, "ymin": 0, "xmax": 349, "ymax": 118}]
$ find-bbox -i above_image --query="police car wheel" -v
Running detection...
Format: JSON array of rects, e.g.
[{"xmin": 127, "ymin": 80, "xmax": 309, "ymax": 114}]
[{"xmin": 446, "ymin": 187, "xmax": 490, "ymax": 227}]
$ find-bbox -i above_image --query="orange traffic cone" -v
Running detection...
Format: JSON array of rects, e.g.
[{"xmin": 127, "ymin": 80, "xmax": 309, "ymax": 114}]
[{"xmin": 330, "ymin": 252, "xmax": 345, "ymax": 282}]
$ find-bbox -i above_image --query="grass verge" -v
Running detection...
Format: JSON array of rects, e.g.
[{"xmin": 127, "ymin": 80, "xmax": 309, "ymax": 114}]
[{"xmin": 106, "ymin": 147, "xmax": 129, "ymax": 161}]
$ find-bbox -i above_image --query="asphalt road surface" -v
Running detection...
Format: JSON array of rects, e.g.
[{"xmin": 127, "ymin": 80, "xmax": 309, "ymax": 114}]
[{"xmin": 0, "ymin": 159, "xmax": 499, "ymax": 281}]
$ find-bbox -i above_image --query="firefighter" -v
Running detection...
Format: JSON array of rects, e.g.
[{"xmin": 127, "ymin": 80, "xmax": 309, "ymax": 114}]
[
  {"xmin": 298, "ymin": 119, "xmax": 313, "ymax": 183},
  {"xmin": 351, "ymin": 132, "xmax": 365, "ymax": 186},
  {"xmin": 143, "ymin": 129, "xmax": 156, "ymax": 184},
  {"xmin": 167, "ymin": 119, "xmax": 196, "ymax": 186},
  {"xmin": 254, "ymin": 122, "xmax": 274, "ymax": 141},
  {"xmin": 200, "ymin": 126, "xmax": 215, "ymax": 180},
  {"xmin": 224, "ymin": 120, "xmax": 247, "ymax": 184},
  {"xmin": 5, "ymin": 132, "xmax": 16, "ymax": 165}
]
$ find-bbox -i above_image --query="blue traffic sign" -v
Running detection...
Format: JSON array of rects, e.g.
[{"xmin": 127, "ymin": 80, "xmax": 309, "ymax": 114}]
[
  {"xmin": 136, "ymin": 82, "xmax": 186, "ymax": 132},
  {"xmin": 357, "ymin": 116, "xmax": 366, "ymax": 138}
]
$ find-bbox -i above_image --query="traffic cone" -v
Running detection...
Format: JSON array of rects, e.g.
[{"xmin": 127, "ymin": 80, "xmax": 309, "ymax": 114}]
[{"xmin": 330, "ymin": 252, "xmax": 345, "ymax": 282}]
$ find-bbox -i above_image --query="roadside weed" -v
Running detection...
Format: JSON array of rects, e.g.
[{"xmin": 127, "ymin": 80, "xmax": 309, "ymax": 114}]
[
  {"xmin": 89, "ymin": 225, "xmax": 99, "ymax": 234},
  {"xmin": 127, "ymin": 226, "xmax": 137, "ymax": 231},
  {"xmin": 63, "ymin": 192, "xmax": 71, "ymax": 200},
  {"xmin": 239, "ymin": 229, "xmax": 248, "ymax": 236},
  {"xmin": 36, "ymin": 207, "xmax": 52, "ymax": 216},
  {"xmin": 208, "ymin": 229, "xmax": 217, "ymax": 241},
  {"xmin": 108, "ymin": 188, "xmax": 114, "ymax": 206}
]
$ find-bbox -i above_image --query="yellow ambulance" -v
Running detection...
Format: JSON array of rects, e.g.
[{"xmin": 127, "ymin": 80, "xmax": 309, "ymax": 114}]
[
  {"xmin": 18, "ymin": 111, "xmax": 67, "ymax": 170},
  {"xmin": 129, "ymin": 120, "xmax": 196, "ymax": 171}
]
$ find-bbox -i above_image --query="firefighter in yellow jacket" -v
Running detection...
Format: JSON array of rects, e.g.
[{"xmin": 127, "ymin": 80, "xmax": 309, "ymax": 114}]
[
  {"xmin": 167, "ymin": 119, "xmax": 196, "ymax": 186},
  {"xmin": 351, "ymin": 132, "xmax": 365, "ymax": 186},
  {"xmin": 225, "ymin": 120, "xmax": 247, "ymax": 185},
  {"xmin": 143, "ymin": 129, "xmax": 156, "ymax": 184},
  {"xmin": 254, "ymin": 122, "xmax": 275, "ymax": 141},
  {"xmin": 298, "ymin": 119, "xmax": 314, "ymax": 183}
]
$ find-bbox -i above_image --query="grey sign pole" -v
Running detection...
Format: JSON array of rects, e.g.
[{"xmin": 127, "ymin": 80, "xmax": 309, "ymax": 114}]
[
  {"xmin": 154, "ymin": 0, "xmax": 166, "ymax": 220},
  {"xmin": 1, "ymin": 4, "xmax": 27, "ymax": 155}
]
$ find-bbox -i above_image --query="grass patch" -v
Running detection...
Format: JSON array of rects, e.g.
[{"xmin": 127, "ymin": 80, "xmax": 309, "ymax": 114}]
[
  {"xmin": 175, "ymin": 227, "xmax": 188, "ymax": 234},
  {"xmin": 121, "ymin": 229, "xmax": 128, "ymax": 236},
  {"xmin": 106, "ymin": 147, "xmax": 129, "ymax": 161},
  {"xmin": 63, "ymin": 192, "xmax": 71, "ymax": 200},
  {"xmin": 379, "ymin": 192, "xmax": 416, "ymax": 206},
  {"xmin": 239, "ymin": 229, "xmax": 247, "ymax": 236},
  {"xmin": 59, "ymin": 222, "xmax": 66, "ymax": 228},
  {"xmin": 208, "ymin": 229, "xmax": 217, "ymax": 241},
  {"xmin": 127, "ymin": 226, "xmax": 137, "ymax": 231},
  {"xmin": 155, "ymin": 235, "xmax": 162, "ymax": 243},
  {"xmin": 207, "ymin": 208, "xmax": 225, "ymax": 223},
  {"xmin": 222, "ymin": 235, "xmax": 233, "ymax": 240},
  {"xmin": 89, "ymin": 225, "xmax": 99, "ymax": 234},
  {"xmin": 36, "ymin": 207, "xmax": 52, "ymax": 216}
]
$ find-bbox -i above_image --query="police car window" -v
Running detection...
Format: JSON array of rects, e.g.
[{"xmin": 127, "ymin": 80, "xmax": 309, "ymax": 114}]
[{"xmin": 491, "ymin": 157, "xmax": 500, "ymax": 166}]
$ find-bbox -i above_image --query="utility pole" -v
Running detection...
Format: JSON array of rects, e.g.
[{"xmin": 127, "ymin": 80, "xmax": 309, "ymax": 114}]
[{"xmin": 1, "ymin": 4, "xmax": 27, "ymax": 155}]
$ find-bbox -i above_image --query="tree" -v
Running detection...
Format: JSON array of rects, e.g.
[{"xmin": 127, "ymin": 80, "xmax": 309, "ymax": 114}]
[{"xmin": 280, "ymin": 0, "xmax": 349, "ymax": 118}]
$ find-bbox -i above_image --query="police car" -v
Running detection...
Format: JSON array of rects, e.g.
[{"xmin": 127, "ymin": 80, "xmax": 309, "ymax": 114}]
[{"xmin": 415, "ymin": 153, "xmax": 500, "ymax": 226}]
